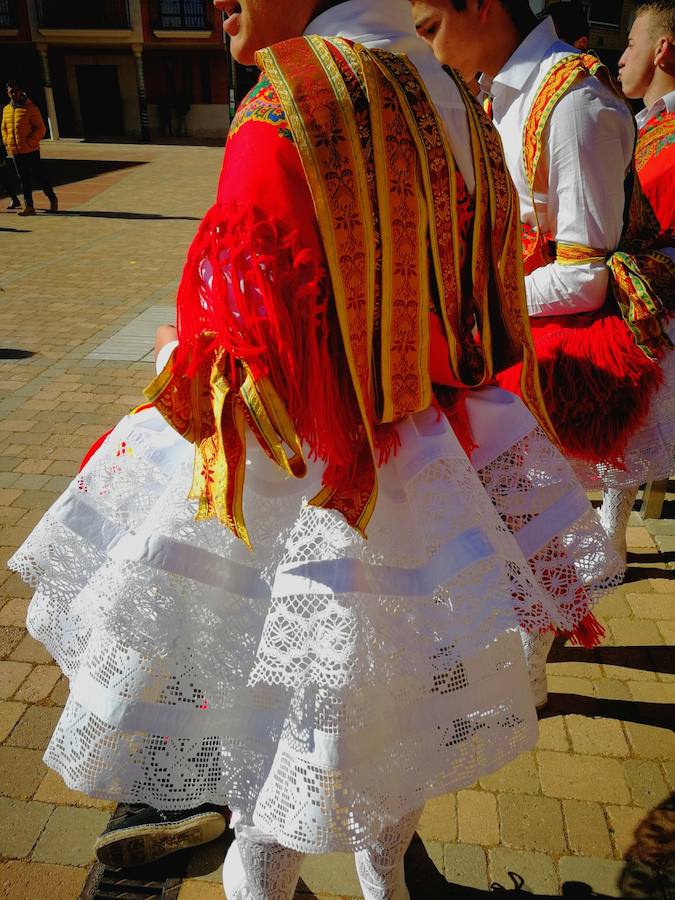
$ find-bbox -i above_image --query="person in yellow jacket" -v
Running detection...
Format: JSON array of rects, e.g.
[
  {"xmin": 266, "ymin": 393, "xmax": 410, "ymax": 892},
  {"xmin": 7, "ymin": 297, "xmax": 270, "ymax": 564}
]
[{"xmin": 1, "ymin": 80, "xmax": 58, "ymax": 216}]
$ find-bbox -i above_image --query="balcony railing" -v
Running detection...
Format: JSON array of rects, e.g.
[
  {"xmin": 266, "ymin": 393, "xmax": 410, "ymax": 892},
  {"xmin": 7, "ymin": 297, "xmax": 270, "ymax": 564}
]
[
  {"xmin": 37, "ymin": 0, "xmax": 131, "ymax": 29},
  {"xmin": 0, "ymin": 0, "xmax": 18, "ymax": 28},
  {"xmin": 152, "ymin": 0, "xmax": 213, "ymax": 31}
]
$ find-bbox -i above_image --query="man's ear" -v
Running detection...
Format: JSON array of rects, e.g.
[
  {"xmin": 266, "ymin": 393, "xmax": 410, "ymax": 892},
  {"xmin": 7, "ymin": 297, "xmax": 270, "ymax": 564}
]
[
  {"xmin": 475, "ymin": 0, "xmax": 495, "ymax": 25},
  {"xmin": 654, "ymin": 36, "xmax": 675, "ymax": 74}
]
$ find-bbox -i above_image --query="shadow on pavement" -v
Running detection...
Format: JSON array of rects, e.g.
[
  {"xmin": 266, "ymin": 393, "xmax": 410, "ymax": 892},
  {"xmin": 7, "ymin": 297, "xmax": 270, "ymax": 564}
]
[
  {"xmin": 404, "ymin": 833, "xmax": 616, "ymax": 898},
  {"xmin": 38, "ymin": 158, "xmax": 147, "ymax": 190},
  {"xmin": 539, "ymin": 694, "xmax": 673, "ymax": 729},
  {"xmin": 549, "ymin": 642, "xmax": 675, "ymax": 676},
  {"xmin": 54, "ymin": 210, "xmax": 200, "ymax": 221}
]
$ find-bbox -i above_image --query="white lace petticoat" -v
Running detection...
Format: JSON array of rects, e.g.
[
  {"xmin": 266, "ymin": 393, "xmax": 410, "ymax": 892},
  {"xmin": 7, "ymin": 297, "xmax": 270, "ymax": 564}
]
[{"xmin": 9, "ymin": 388, "xmax": 621, "ymax": 853}]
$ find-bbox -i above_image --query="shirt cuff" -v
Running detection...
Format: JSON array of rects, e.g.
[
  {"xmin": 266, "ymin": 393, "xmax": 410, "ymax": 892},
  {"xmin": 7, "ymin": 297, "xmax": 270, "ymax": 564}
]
[{"xmin": 155, "ymin": 339, "xmax": 179, "ymax": 376}]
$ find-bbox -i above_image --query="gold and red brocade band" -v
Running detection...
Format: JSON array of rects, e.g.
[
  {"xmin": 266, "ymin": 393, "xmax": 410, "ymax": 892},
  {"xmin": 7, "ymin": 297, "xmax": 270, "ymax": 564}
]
[{"xmin": 635, "ymin": 109, "xmax": 675, "ymax": 239}]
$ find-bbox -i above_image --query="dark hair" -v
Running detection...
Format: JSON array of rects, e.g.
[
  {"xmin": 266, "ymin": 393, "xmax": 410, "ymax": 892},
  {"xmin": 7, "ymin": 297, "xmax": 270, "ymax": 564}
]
[
  {"xmin": 446, "ymin": 0, "xmax": 538, "ymax": 35},
  {"xmin": 545, "ymin": 1, "xmax": 589, "ymax": 44},
  {"xmin": 634, "ymin": 0, "xmax": 675, "ymax": 39},
  {"xmin": 6, "ymin": 79, "xmax": 21, "ymax": 89}
]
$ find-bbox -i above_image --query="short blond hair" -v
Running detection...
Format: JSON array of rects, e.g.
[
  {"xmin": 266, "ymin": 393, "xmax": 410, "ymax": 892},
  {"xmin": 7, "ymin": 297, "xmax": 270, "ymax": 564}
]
[{"xmin": 635, "ymin": 0, "xmax": 675, "ymax": 40}]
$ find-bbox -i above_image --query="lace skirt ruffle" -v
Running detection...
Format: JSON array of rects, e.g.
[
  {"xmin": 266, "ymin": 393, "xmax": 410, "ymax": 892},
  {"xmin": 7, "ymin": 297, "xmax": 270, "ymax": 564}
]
[{"xmin": 9, "ymin": 393, "xmax": 620, "ymax": 853}]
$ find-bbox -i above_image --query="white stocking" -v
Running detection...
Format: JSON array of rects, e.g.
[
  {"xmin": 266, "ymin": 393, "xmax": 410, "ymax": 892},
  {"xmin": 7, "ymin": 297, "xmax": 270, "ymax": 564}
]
[
  {"xmin": 354, "ymin": 807, "xmax": 422, "ymax": 900},
  {"xmin": 222, "ymin": 822, "xmax": 304, "ymax": 900},
  {"xmin": 599, "ymin": 486, "xmax": 639, "ymax": 562},
  {"xmin": 520, "ymin": 629, "xmax": 555, "ymax": 708}
]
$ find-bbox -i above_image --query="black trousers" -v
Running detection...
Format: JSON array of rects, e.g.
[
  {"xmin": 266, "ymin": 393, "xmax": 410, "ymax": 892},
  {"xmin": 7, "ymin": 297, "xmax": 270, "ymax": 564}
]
[
  {"xmin": 0, "ymin": 162, "xmax": 19, "ymax": 201},
  {"xmin": 12, "ymin": 149, "xmax": 56, "ymax": 207}
]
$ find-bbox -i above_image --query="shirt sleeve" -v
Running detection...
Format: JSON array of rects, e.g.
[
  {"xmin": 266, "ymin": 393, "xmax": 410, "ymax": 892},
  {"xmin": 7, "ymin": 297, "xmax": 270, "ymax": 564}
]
[{"xmin": 526, "ymin": 80, "xmax": 635, "ymax": 317}]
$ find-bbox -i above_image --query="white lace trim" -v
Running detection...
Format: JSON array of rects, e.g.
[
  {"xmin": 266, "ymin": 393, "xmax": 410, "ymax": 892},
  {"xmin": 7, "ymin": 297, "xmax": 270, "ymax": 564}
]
[{"xmin": 8, "ymin": 402, "xmax": 621, "ymax": 851}]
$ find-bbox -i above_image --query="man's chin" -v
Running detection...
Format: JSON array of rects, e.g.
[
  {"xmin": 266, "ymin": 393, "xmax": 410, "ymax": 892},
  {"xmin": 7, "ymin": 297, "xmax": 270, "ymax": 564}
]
[{"xmin": 230, "ymin": 37, "xmax": 258, "ymax": 67}]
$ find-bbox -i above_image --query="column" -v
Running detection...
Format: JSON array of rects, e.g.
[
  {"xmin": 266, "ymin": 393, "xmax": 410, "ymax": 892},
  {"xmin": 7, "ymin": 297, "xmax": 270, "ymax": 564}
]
[
  {"xmin": 36, "ymin": 43, "xmax": 60, "ymax": 141},
  {"xmin": 132, "ymin": 44, "xmax": 151, "ymax": 142}
]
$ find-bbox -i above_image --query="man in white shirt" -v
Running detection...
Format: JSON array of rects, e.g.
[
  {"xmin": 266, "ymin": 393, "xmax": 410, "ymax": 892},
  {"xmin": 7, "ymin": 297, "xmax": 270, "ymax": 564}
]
[
  {"xmin": 411, "ymin": 0, "xmax": 673, "ymax": 537},
  {"xmin": 412, "ymin": 0, "xmax": 674, "ymax": 704},
  {"xmin": 619, "ymin": 0, "xmax": 675, "ymax": 236}
]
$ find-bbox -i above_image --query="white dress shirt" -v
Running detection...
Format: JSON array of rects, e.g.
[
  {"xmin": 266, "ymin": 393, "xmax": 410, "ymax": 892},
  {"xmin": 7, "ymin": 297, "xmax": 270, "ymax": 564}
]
[
  {"xmin": 480, "ymin": 18, "xmax": 635, "ymax": 318},
  {"xmin": 305, "ymin": 0, "xmax": 475, "ymax": 195},
  {"xmin": 636, "ymin": 88, "xmax": 675, "ymax": 131}
]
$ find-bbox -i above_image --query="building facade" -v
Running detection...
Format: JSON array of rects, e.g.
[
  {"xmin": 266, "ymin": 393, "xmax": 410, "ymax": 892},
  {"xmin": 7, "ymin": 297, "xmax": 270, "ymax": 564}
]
[
  {"xmin": 542, "ymin": 0, "xmax": 636, "ymax": 71},
  {"xmin": 0, "ymin": 0, "xmax": 237, "ymax": 141}
]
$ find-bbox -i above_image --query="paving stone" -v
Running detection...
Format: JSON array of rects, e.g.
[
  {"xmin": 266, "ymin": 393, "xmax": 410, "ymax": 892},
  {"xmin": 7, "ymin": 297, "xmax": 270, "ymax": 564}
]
[
  {"xmin": 9, "ymin": 633, "xmax": 53, "ymax": 664},
  {"xmin": 591, "ymin": 678, "xmax": 632, "ymax": 700},
  {"xmin": 562, "ymin": 799, "xmax": 613, "ymax": 858},
  {"xmin": 535, "ymin": 716, "xmax": 569, "ymax": 751},
  {"xmin": 593, "ymin": 591, "xmax": 632, "ymax": 621},
  {"xmin": 565, "ymin": 715, "xmax": 630, "ymax": 757},
  {"xmin": 558, "ymin": 855, "xmax": 624, "ymax": 897},
  {"xmin": 657, "ymin": 620, "xmax": 675, "ymax": 644},
  {"xmin": 488, "ymin": 847, "xmax": 558, "ymax": 895},
  {"xmin": 14, "ymin": 665, "xmax": 61, "ymax": 703},
  {"xmin": 0, "ymin": 859, "xmax": 88, "ymax": 899},
  {"xmin": 46, "ymin": 676, "xmax": 69, "ymax": 707},
  {"xmin": 648, "ymin": 577, "xmax": 674, "ymax": 593},
  {"xmin": 621, "ymin": 759, "xmax": 670, "ymax": 809},
  {"xmin": 537, "ymin": 751, "xmax": 631, "ymax": 804},
  {"xmin": 0, "ymin": 660, "xmax": 31, "ymax": 699},
  {"xmin": 442, "ymin": 843, "xmax": 489, "ymax": 891},
  {"xmin": 627, "ymin": 681, "xmax": 675, "ymax": 703},
  {"xmin": 300, "ymin": 853, "xmax": 362, "ymax": 896},
  {"xmin": 14, "ymin": 458, "xmax": 52, "ymax": 475},
  {"xmin": 624, "ymin": 722, "xmax": 675, "ymax": 760},
  {"xmin": 418, "ymin": 837, "xmax": 444, "ymax": 874},
  {"xmin": 34, "ymin": 769, "xmax": 114, "ymax": 811},
  {"xmin": 548, "ymin": 660, "xmax": 601, "ymax": 679},
  {"xmin": 626, "ymin": 593, "xmax": 675, "ymax": 620},
  {"xmin": 0, "ymin": 746, "xmax": 48, "ymax": 799},
  {"xmin": 606, "ymin": 804, "xmax": 651, "ymax": 861},
  {"xmin": 0, "ymin": 598, "xmax": 30, "ymax": 627},
  {"xmin": 0, "ymin": 797, "xmax": 53, "ymax": 858},
  {"xmin": 179, "ymin": 883, "xmax": 227, "ymax": 900},
  {"xmin": 0, "ymin": 626, "xmax": 23, "ymax": 659},
  {"xmin": 5, "ymin": 705, "xmax": 61, "ymax": 750},
  {"xmin": 457, "ymin": 789, "xmax": 499, "ymax": 845},
  {"xmin": 499, "ymin": 793, "xmax": 565, "ymax": 854},
  {"xmin": 417, "ymin": 792, "xmax": 457, "ymax": 842},
  {"xmin": 661, "ymin": 760, "xmax": 675, "ymax": 790},
  {"xmin": 0, "ymin": 700, "xmax": 26, "ymax": 742},
  {"xmin": 608, "ymin": 618, "xmax": 665, "ymax": 646},
  {"xmin": 32, "ymin": 805, "xmax": 110, "ymax": 866},
  {"xmin": 548, "ymin": 675, "xmax": 594, "ymax": 696},
  {"xmin": 625, "ymin": 526, "xmax": 657, "ymax": 549},
  {"xmin": 479, "ymin": 751, "xmax": 540, "ymax": 794}
]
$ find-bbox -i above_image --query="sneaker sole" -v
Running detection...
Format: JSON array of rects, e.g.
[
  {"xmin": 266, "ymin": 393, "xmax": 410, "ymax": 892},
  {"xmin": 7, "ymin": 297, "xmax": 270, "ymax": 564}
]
[{"xmin": 94, "ymin": 811, "xmax": 226, "ymax": 869}]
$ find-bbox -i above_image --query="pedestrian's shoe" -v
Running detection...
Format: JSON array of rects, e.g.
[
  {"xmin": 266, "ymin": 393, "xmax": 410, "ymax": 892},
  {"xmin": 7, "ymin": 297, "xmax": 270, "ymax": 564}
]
[
  {"xmin": 48, "ymin": 195, "xmax": 59, "ymax": 213},
  {"xmin": 94, "ymin": 803, "xmax": 228, "ymax": 869},
  {"xmin": 7, "ymin": 198, "xmax": 21, "ymax": 210},
  {"xmin": 17, "ymin": 205, "xmax": 36, "ymax": 216}
]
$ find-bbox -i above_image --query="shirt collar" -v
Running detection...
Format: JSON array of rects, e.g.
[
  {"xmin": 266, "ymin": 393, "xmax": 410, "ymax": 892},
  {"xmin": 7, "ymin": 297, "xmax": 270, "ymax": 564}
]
[
  {"xmin": 484, "ymin": 17, "xmax": 562, "ymax": 96},
  {"xmin": 304, "ymin": 0, "xmax": 417, "ymax": 45},
  {"xmin": 636, "ymin": 88, "xmax": 675, "ymax": 128}
]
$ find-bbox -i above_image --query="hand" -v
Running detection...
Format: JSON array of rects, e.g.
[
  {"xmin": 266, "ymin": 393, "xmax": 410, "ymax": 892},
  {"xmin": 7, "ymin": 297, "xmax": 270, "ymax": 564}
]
[{"xmin": 154, "ymin": 324, "xmax": 178, "ymax": 360}]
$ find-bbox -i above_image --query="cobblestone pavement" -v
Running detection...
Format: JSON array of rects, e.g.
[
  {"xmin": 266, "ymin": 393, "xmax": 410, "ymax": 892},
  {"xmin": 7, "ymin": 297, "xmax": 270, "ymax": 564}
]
[{"xmin": 1, "ymin": 142, "xmax": 673, "ymax": 900}]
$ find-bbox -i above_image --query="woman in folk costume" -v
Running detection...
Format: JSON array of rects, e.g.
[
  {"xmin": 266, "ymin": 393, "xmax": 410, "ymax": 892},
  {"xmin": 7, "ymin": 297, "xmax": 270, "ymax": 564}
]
[
  {"xmin": 412, "ymin": 0, "xmax": 674, "ymax": 702},
  {"xmin": 619, "ymin": 0, "xmax": 675, "ymax": 239},
  {"xmin": 9, "ymin": 1, "xmax": 620, "ymax": 896}
]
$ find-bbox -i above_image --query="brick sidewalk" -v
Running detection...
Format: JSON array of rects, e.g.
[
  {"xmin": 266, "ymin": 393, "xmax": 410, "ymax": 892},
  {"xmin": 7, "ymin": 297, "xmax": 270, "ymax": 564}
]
[{"xmin": 1, "ymin": 141, "xmax": 673, "ymax": 900}]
